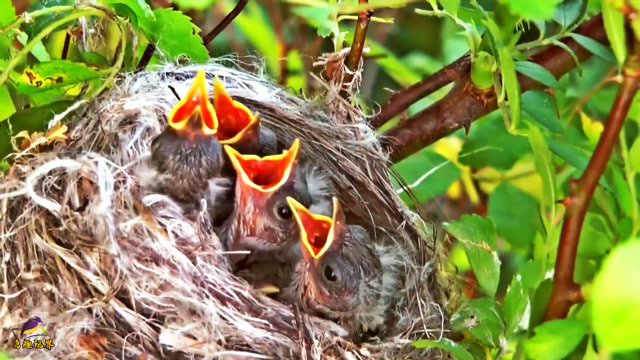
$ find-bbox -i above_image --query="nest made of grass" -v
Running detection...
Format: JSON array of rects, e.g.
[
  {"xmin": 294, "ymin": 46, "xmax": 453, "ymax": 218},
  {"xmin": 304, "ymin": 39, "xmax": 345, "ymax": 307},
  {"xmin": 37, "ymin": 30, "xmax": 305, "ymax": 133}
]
[{"xmin": 0, "ymin": 60, "xmax": 448, "ymax": 359}]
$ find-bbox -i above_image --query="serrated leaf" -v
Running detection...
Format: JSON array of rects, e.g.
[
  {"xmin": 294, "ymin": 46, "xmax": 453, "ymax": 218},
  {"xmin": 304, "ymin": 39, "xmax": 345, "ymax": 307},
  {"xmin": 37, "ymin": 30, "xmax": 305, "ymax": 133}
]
[
  {"xmin": 106, "ymin": 0, "xmax": 154, "ymax": 29},
  {"xmin": 525, "ymin": 319, "xmax": 588, "ymax": 359},
  {"xmin": 141, "ymin": 8, "xmax": 209, "ymax": 63},
  {"xmin": 516, "ymin": 61, "xmax": 560, "ymax": 89},
  {"xmin": 16, "ymin": 31, "xmax": 51, "ymax": 62},
  {"xmin": 451, "ymin": 298, "xmax": 505, "ymax": 347},
  {"xmin": 499, "ymin": 0, "xmax": 562, "ymax": 20},
  {"xmin": 15, "ymin": 60, "xmax": 108, "ymax": 95},
  {"xmin": 571, "ymin": 33, "xmax": 617, "ymax": 64},
  {"xmin": 413, "ymin": 338, "xmax": 473, "ymax": 360},
  {"xmin": 602, "ymin": 0, "xmax": 627, "ymax": 68},
  {"xmin": 444, "ymin": 215, "xmax": 501, "ymax": 297},
  {"xmin": 592, "ymin": 241, "xmax": 640, "ymax": 352},
  {"xmin": 23, "ymin": 0, "xmax": 74, "ymax": 37},
  {"xmin": 488, "ymin": 183, "xmax": 539, "ymax": 248},
  {"xmin": 0, "ymin": 84, "xmax": 16, "ymax": 121},
  {"xmin": 528, "ymin": 125, "xmax": 556, "ymax": 210}
]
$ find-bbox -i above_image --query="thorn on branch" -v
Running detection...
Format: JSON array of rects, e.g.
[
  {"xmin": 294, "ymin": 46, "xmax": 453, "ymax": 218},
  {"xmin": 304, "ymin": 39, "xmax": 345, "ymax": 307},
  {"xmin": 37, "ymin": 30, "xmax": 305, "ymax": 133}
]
[
  {"xmin": 202, "ymin": 0, "xmax": 248, "ymax": 48},
  {"xmin": 543, "ymin": 39, "xmax": 640, "ymax": 321}
]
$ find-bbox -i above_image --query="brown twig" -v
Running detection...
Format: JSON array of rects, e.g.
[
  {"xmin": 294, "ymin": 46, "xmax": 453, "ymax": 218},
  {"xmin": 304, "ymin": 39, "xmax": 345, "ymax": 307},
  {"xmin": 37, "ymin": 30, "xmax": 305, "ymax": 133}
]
[
  {"xmin": 543, "ymin": 40, "xmax": 640, "ymax": 321},
  {"xmin": 341, "ymin": 0, "xmax": 373, "ymax": 98},
  {"xmin": 371, "ymin": 56, "xmax": 471, "ymax": 129},
  {"xmin": 380, "ymin": 15, "xmax": 607, "ymax": 163},
  {"xmin": 135, "ymin": 43, "xmax": 155, "ymax": 73},
  {"xmin": 202, "ymin": 0, "xmax": 248, "ymax": 47}
]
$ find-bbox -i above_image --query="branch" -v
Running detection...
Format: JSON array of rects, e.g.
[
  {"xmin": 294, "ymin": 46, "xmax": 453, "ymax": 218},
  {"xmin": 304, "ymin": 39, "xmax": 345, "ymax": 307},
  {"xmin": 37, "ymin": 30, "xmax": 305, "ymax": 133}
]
[
  {"xmin": 135, "ymin": 43, "xmax": 155, "ymax": 73},
  {"xmin": 381, "ymin": 14, "xmax": 607, "ymax": 163},
  {"xmin": 266, "ymin": 0, "xmax": 288, "ymax": 85},
  {"xmin": 370, "ymin": 56, "xmax": 471, "ymax": 129},
  {"xmin": 202, "ymin": 0, "xmax": 248, "ymax": 47},
  {"xmin": 345, "ymin": 0, "xmax": 373, "ymax": 72},
  {"xmin": 543, "ymin": 41, "xmax": 640, "ymax": 321},
  {"xmin": 341, "ymin": 0, "xmax": 373, "ymax": 98}
]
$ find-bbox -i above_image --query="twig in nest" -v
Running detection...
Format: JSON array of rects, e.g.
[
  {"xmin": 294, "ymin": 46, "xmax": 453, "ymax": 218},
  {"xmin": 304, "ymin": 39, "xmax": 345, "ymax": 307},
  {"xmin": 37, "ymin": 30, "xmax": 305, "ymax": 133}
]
[
  {"xmin": 543, "ymin": 39, "xmax": 640, "ymax": 321},
  {"xmin": 135, "ymin": 43, "xmax": 156, "ymax": 73},
  {"xmin": 341, "ymin": 0, "xmax": 373, "ymax": 99}
]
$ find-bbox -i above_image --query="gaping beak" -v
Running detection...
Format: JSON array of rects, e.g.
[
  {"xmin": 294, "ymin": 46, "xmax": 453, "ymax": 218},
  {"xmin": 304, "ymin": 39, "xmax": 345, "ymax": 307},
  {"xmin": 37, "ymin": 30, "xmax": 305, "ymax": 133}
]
[
  {"xmin": 287, "ymin": 196, "xmax": 344, "ymax": 260},
  {"xmin": 168, "ymin": 69, "xmax": 218, "ymax": 136},
  {"xmin": 213, "ymin": 77, "xmax": 260, "ymax": 152},
  {"xmin": 224, "ymin": 138, "xmax": 300, "ymax": 193}
]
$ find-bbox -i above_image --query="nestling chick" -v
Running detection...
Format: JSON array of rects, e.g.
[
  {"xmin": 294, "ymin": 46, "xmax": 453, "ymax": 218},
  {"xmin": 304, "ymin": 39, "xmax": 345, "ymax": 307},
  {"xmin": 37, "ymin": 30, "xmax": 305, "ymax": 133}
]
[
  {"xmin": 213, "ymin": 78, "xmax": 277, "ymax": 156},
  {"xmin": 220, "ymin": 138, "xmax": 309, "ymax": 266},
  {"xmin": 283, "ymin": 197, "xmax": 401, "ymax": 336},
  {"xmin": 150, "ymin": 69, "xmax": 224, "ymax": 205}
]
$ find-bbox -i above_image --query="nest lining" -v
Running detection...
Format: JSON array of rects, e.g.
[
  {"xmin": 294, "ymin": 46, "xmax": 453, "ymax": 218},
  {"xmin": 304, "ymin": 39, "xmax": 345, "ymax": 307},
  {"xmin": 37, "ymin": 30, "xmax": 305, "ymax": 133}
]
[{"xmin": 0, "ymin": 60, "xmax": 446, "ymax": 359}]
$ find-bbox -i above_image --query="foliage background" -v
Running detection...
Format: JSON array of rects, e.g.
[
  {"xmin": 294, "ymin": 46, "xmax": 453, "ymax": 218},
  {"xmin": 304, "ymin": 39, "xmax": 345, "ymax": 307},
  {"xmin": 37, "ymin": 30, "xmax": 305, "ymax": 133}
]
[{"xmin": 1, "ymin": 0, "xmax": 639, "ymax": 359}]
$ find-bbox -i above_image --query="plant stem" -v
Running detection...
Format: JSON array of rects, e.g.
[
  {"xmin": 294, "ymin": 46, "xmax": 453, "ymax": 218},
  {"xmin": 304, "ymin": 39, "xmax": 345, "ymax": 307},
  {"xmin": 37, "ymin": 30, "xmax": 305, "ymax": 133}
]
[
  {"xmin": 380, "ymin": 14, "xmax": 607, "ymax": 163},
  {"xmin": 202, "ymin": 0, "xmax": 248, "ymax": 47},
  {"xmin": 341, "ymin": 0, "xmax": 372, "ymax": 98},
  {"xmin": 543, "ymin": 41, "xmax": 640, "ymax": 321},
  {"xmin": 135, "ymin": 43, "xmax": 155, "ymax": 73},
  {"xmin": 61, "ymin": 32, "xmax": 71, "ymax": 60}
]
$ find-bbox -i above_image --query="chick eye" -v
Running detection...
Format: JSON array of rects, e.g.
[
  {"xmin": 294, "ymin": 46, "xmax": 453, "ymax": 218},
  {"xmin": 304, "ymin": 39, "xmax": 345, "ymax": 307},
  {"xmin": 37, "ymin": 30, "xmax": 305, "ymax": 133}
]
[
  {"xmin": 276, "ymin": 205, "xmax": 293, "ymax": 219},
  {"xmin": 323, "ymin": 264, "xmax": 338, "ymax": 283}
]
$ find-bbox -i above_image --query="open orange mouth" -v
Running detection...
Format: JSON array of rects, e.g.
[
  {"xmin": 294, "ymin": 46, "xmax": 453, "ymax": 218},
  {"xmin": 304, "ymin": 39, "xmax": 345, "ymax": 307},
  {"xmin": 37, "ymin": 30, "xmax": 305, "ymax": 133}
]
[
  {"xmin": 213, "ymin": 77, "xmax": 258, "ymax": 144},
  {"xmin": 168, "ymin": 69, "xmax": 218, "ymax": 136},
  {"xmin": 224, "ymin": 139, "xmax": 300, "ymax": 192},
  {"xmin": 286, "ymin": 197, "xmax": 334, "ymax": 259}
]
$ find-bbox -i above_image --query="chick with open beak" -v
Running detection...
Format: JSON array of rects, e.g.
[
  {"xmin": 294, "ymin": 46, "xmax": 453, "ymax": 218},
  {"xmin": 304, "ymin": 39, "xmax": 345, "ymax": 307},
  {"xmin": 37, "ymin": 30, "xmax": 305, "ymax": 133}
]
[
  {"xmin": 220, "ymin": 138, "xmax": 310, "ymax": 267},
  {"xmin": 150, "ymin": 69, "xmax": 224, "ymax": 206},
  {"xmin": 213, "ymin": 78, "xmax": 277, "ymax": 156},
  {"xmin": 282, "ymin": 197, "xmax": 401, "ymax": 336}
]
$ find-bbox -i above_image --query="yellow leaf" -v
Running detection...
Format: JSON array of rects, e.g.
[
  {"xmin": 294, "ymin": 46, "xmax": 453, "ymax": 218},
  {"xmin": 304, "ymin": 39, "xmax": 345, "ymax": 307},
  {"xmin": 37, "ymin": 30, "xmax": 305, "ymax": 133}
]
[
  {"xmin": 433, "ymin": 137, "xmax": 463, "ymax": 163},
  {"xmin": 580, "ymin": 112, "xmax": 603, "ymax": 144},
  {"xmin": 446, "ymin": 179, "xmax": 462, "ymax": 199},
  {"xmin": 45, "ymin": 122, "xmax": 68, "ymax": 143}
]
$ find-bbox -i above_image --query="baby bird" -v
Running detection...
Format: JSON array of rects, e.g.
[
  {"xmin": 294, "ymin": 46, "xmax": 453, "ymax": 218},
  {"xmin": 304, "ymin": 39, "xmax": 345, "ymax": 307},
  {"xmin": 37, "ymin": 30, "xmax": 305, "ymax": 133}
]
[
  {"xmin": 212, "ymin": 77, "xmax": 277, "ymax": 156},
  {"xmin": 150, "ymin": 69, "xmax": 224, "ymax": 206},
  {"xmin": 220, "ymin": 138, "xmax": 310, "ymax": 266},
  {"xmin": 283, "ymin": 197, "xmax": 401, "ymax": 336}
]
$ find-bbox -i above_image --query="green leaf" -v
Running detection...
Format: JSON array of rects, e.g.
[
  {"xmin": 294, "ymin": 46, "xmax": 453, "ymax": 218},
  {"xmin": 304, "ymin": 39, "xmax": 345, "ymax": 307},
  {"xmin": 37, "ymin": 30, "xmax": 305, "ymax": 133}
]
[
  {"xmin": 571, "ymin": 33, "xmax": 616, "ymax": 64},
  {"xmin": 366, "ymin": 38, "xmax": 422, "ymax": 86},
  {"xmin": 528, "ymin": 125, "xmax": 557, "ymax": 210},
  {"xmin": 0, "ymin": 160, "xmax": 9, "ymax": 173},
  {"xmin": 393, "ymin": 149, "xmax": 460, "ymax": 203},
  {"xmin": 499, "ymin": 47, "xmax": 521, "ymax": 132},
  {"xmin": 413, "ymin": 338, "xmax": 473, "ymax": 360},
  {"xmin": 522, "ymin": 91, "xmax": 563, "ymax": 133},
  {"xmin": 291, "ymin": 6, "xmax": 335, "ymax": 38},
  {"xmin": 451, "ymin": 298, "xmax": 505, "ymax": 347},
  {"xmin": 592, "ymin": 241, "xmax": 640, "ymax": 352},
  {"xmin": 439, "ymin": 0, "xmax": 461, "ymax": 17},
  {"xmin": 503, "ymin": 275, "xmax": 527, "ymax": 334},
  {"xmin": 578, "ymin": 213, "xmax": 614, "ymax": 259},
  {"xmin": 602, "ymin": 0, "xmax": 627, "ymax": 68},
  {"xmin": 106, "ymin": 0, "xmax": 155, "ymax": 29},
  {"xmin": 0, "ymin": 0, "xmax": 16, "ymax": 26},
  {"xmin": 525, "ymin": 319, "xmax": 588, "ymax": 360},
  {"xmin": 444, "ymin": 215, "xmax": 501, "ymax": 297},
  {"xmin": 499, "ymin": 0, "xmax": 562, "ymax": 20},
  {"xmin": 0, "ymin": 84, "xmax": 16, "ymax": 122},
  {"xmin": 16, "ymin": 31, "xmax": 51, "ymax": 62},
  {"xmin": 488, "ymin": 183, "xmax": 539, "ymax": 248},
  {"xmin": 629, "ymin": 137, "xmax": 640, "ymax": 173},
  {"xmin": 459, "ymin": 112, "xmax": 531, "ymax": 170},
  {"xmin": 23, "ymin": 0, "xmax": 74, "ymax": 37},
  {"xmin": 471, "ymin": 51, "xmax": 495, "ymax": 90},
  {"xmin": 612, "ymin": 168, "xmax": 633, "ymax": 217},
  {"xmin": 553, "ymin": 0, "xmax": 587, "ymax": 28},
  {"xmin": 141, "ymin": 8, "xmax": 209, "ymax": 63},
  {"xmin": 14, "ymin": 60, "xmax": 108, "ymax": 95},
  {"xmin": 173, "ymin": 0, "xmax": 218, "ymax": 11},
  {"xmin": 516, "ymin": 61, "xmax": 560, "ymax": 89}
]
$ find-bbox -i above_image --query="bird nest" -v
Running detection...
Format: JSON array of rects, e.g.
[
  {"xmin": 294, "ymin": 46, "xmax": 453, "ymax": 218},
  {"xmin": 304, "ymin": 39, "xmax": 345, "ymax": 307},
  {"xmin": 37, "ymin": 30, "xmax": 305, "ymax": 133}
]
[{"xmin": 0, "ymin": 61, "xmax": 448, "ymax": 359}]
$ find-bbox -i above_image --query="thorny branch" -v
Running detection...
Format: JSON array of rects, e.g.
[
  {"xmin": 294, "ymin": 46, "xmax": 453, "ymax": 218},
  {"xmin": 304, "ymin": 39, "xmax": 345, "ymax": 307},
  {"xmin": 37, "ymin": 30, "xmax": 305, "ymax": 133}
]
[
  {"xmin": 543, "ymin": 39, "xmax": 640, "ymax": 321},
  {"xmin": 379, "ymin": 15, "xmax": 607, "ymax": 163}
]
